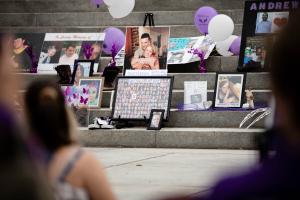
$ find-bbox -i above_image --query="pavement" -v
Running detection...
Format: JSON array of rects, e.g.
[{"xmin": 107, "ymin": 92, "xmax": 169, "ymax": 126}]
[{"xmin": 86, "ymin": 148, "xmax": 258, "ymax": 200}]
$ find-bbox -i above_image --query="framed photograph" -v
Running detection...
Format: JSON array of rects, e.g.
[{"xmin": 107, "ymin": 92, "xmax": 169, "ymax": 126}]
[
  {"xmin": 78, "ymin": 77, "xmax": 104, "ymax": 108},
  {"xmin": 72, "ymin": 60, "xmax": 95, "ymax": 85},
  {"xmin": 111, "ymin": 76, "xmax": 174, "ymax": 121},
  {"xmin": 147, "ymin": 109, "xmax": 165, "ymax": 130},
  {"xmin": 238, "ymin": 0, "xmax": 299, "ymax": 72},
  {"xmin": 124, "ymin": 26, "xmax": 170, "ymax": 74},
  {"xmin": 213, "ymin": 73, "xmax": 246, "ymax": 108}
]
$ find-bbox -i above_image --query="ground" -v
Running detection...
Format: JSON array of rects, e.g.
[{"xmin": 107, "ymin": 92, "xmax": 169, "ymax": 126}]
[{"xmin": 86, "ymin": 148, "xmax": 258, "ymax": 200}]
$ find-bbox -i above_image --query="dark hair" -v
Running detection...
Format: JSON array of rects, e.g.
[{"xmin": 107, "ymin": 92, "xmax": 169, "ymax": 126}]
[
  {"xmin": 25, "ymin": 80, "xmax": 73, "ymax": 152},
  {"xmin": 141, "ymin": 33, "xmax": 151, "ymax": 40},
  {"xmin": 270, "ymin": 9, "xmax": 300, "ymax": 126},
  {"xmin": 66, "ymin": 43, "xmax": 76, "ymax": 50}
]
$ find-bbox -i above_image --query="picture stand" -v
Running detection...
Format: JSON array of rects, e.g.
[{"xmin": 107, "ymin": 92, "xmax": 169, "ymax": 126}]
[
  {"xmin": 114, "ymin": 116, "xmax": 134, "ymax": 129},
  {"xmin": 102, "ymin": 66, "xmax": 120, "ymax": 88},
  {"xmin": 143, "ymin": 13, "xmax": 155, "ymax": 26}
]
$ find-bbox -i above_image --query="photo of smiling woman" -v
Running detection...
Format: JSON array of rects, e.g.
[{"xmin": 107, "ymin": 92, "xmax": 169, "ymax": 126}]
[{"xmin": 214, "ymin": 74, "xmax": 245, "ymax": 108}]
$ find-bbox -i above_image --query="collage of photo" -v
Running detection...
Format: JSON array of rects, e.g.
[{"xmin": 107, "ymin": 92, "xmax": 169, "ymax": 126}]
[
  {"xmin": 239, "ymin": 0, "xmax": 298, "ymax": 71},
  {"xmin": 112, "ymin": 78, "xmax": 173, "ymax": 120}
]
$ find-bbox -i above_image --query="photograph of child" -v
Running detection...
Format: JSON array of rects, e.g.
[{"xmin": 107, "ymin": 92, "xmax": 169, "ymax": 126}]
[
  {"xmin": 11, "ymin": 33, "xmax": 45, "ymax": 73},
  {"xmin": 79, "ymin": 78, "xmax": 103, "ymax": 108},
  {"xmin": 124, "ymin": 26, "xmax": 170, "ymax": 72},
  {"xmin": 215, "ymin": 74, "xmax": 245, "ymax": 108},
  {"xmin": 150, "ymin": 112, "xmax": 162, "ymax": 128}
]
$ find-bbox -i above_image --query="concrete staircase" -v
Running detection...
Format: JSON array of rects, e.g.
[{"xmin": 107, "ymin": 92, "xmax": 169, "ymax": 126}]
[{"xmin": 1, "ymin": 0, "xmax": 270, "ymax": 149}]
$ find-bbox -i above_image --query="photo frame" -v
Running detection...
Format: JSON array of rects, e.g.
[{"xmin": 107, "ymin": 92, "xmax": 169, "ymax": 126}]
[
  {"xmin": 72, "ymin": 60, "xmax": 95, "ymax": 85},
  {"xmin": 147, "ymin": 109, "xmax": 165, "ymax": 130},
  {"xmin": 78, "ymin": 77, "xmax": 104, "ymax": 108},
  {"xmin": 111, "ymin": 76, "xmax": 174, "ymax": 121},
  {"xmin": 238, "ymin": 0, "xmax": 299, "ymax": 72},
  {"xmin": 213, "ymin": 73, "xmax": 246, "ymax": 108}
]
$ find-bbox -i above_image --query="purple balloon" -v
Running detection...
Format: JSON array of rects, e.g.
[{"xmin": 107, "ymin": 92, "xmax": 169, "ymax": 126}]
[
  {"xmin": 103, "ymin": 27, "xmax": 125, "ymax": 54},
  {"xmin": 194, "ymin": 6, "xmax": 218, "ymax": 35},
  {"xmin": 91, "ymin": 0, "xmax": 104, "ymax": 7},
  {"xmin": 229, "ymin": 36, "xmax": 241, "ymax": 55}
]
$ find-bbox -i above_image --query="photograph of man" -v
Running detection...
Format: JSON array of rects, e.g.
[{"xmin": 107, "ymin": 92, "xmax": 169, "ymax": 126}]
[
  {"xmin": 59, "ymin": 43, "xmax": 79, "ymax": 65},
  {"xmin": 256, "ymin": 12, "xmax": 272, "ymax": 34},
  {"xmin": 39, "ymin": 46, "xmax": 57, "ymax": 64},
  {"xmin": 11, "ymin": 33, "xmax": 47, "ymax": 73},
  {"xmin": 124, "ymin": 26, "xmax": 170, "ymax": 72}
]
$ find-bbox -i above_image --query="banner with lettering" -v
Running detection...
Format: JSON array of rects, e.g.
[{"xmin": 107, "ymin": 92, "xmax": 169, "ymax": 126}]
[{"xmin": 238, "ymin": 0, "xmax": 299, "ymax": 72}]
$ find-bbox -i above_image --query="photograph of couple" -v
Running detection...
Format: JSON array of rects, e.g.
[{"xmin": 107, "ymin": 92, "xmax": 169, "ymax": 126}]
[{"xmin": 124, "ymin": 26, "xmax": 170, "ymax": 72}]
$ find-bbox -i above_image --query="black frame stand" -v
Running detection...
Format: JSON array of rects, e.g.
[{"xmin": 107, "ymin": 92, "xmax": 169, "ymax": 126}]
[{"xmin": 143, "ymin": 13, "xmax": 155, "ymax": 27}]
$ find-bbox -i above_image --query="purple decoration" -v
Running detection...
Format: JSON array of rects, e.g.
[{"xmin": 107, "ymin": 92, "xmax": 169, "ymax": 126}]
[
  {"xmin": 194, "ymin": 6, "xmax": 218, "ymax": 35},
  {"xmin": 91, "ymin": 0, "xmax": 104, "ymax": 8},
  {"xmin": 103, "ymin": 27, "xmax": 125, "ymax": 55},
  {"xmin": 229, "ymin": 36, "xmax": 241, "ymax": 55},
  {"xmin": 188, "ymin": 48, "xmax": 207, "ymax": 73},
  {"xmin": 82, "ymin": 43, "xmax": 94, "ymax": 59}
]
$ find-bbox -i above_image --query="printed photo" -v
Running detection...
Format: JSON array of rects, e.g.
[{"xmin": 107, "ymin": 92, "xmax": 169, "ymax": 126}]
[
  {"xmin": 255, "ymin": 12, "xmax": 289, "ymax": 34},
  {"xmin": 148, "ymin": 109, "xmax": 165, "ymax": 130},
  {"xmin": 11, "ymin": 33, "xmax": 45, "ymax": 73},
  {"xmin": 73, "ymin": 60, "xmax": 94, "ymax": 86},
  {"xmin": 243, "ymin": 36, "xmax": 272, "ymax": 70},
  {"xmin": 61, "ymin": 85, "xmax": 89, "ymax": 108},
  {"xmin": 79, "ymin": 78, "xmax": 104, "ymax": 108},
  {"xmin": 214, "ymin": 74, "xmax": 245, "ymax": 108},
  {"xmin": 124, "ymin": 26, "xmax": 170, "ymax": 72},
  {"xmin": 38, "ymin": 33, "xmax": 104, "ymax": 74}
]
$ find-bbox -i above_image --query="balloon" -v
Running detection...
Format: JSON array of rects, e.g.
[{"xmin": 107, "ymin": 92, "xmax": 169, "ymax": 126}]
[
  {"xmin": 103, "ymin": 27, "xmax": 125, "ymax": 54},
  {"xmin": 91, "ymin": 0, "xmax": 104, "ymax": 7},
  {"xmin": 229, "ymin": 36, "xmax": 241, "ymax": 55},
  {"xmin": 216, "ymin": 35, "xmax": 238, "ymax": 57},
  {"xmin": 108, "ymin": 0, "xmax": 135, "ymax": 19},
  {"xmin": 208, "ymin": 14, "xmax": 234, "ymax": 42},
  {"xmin": 194, "ymin": 6, "xmax": 218, "ymax": 35},
  {"xmin": 103, "ymin": 0, "xmax": 118, "ymax": 6}
]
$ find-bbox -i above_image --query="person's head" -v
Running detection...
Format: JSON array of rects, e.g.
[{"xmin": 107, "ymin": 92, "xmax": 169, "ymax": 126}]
[
  {"xmin": 47, "ymin": 46, "xmax": 56, "ymax": 57},
  {"xmin": 144, "ymin": 45, "xmax": 156, "ymax": 58},
  {"xmin": 65, "ymin": 44, "xmax": 76, "ymax": 57},
  {"xmin": 25, "ymin": 80, "xmax": 76, "ymax": 152},
  {"xmin": 270, "ymin": 9, "xmax": 300, "ymax": 145},
  {"xmin": 262, "ymin": 12, "xmax": 269, "ymax": 21},
  {"xmin": 219, "ymin": 79, "xmax": 230, "ymax": 95},
  {"xmin": 13, "ymin": 38, "xmax": 26, "ymax": 49},
  {"xmin": 140, "ymin": 33, "xmax": 151, "ymax": 51},
  {"xmin": 75, "ymin": 64, "xmax": 84, "ymax": 79}
]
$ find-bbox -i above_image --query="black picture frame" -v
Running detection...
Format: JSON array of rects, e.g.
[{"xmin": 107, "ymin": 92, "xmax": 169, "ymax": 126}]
[
  {"xmin": 71, "ymin": 59, "xmax": 95, "ymax": 84},
  {"xmin": 238, "ymin": 0, "xmax": 299, "ymax": 72},
  {"xmin": 147, "ymin": 109, "xmax": 165, "ymax": 130},
  {"xmin": 213, "ymin": 73, "xmax": 247, "ymax": 108},
  {"xmin": 111, "ymin": 76, "xmax": 174, "ymax": 121}
]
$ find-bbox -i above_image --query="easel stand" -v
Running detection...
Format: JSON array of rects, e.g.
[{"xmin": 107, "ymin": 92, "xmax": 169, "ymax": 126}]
[{"xmin": 143, "ymin": 13, "xmax": 155, "ymax": 26}]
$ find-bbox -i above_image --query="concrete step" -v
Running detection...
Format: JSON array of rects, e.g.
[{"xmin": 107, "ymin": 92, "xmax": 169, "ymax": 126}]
[
  {"xmin": 0, "ymin": 24, "xmax": 243, "ymax": 38},
  {"xmin": 0, "ymin": 0, "xmax": 247, "ymax": 13},
  {"xmin": 0, "ymin": 10, "xmax": 244, "ymax": 27},
  {"xmin": 18, "ymin": 72, "xmax": 271, "ymax": 91},
  {"xmin": 85, "ymin": 109, "xmax": 266, "ymax": 128},
  {"xmin": 77, "ymin": 127, "xmax": 264, "ymax": 149}
]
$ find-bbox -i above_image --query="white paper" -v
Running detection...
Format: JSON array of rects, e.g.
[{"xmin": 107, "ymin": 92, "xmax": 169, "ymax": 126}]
[
  {"xmin": 184, "ymin": 81, "xmax": 207, "ymax": 109},
  {"xmin": 125, "ymin": 69, "xmax": 168, "ymax": 76}
]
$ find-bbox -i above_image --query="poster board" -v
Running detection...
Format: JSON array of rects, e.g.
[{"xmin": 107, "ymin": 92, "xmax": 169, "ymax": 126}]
[
  {"xmin": 238, "ymin": 0, "xmax": 299, "ymax": 72},
  {"xmin": 112, "ymin": 76, "xmax": 174, "ymax": 121}
]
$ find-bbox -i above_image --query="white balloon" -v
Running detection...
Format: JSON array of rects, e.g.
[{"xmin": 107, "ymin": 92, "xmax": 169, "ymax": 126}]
[
  {"xmin": 208, "ymin": 14, "xmax": 234, "ymax": 42},
  {"xmin": 108, "ymin": 0, "xmax": 135, "ymax": 19},
  {"xmin": 103, "ymin": 0, "xmax": 118, "ymax": 6},
  {"xmin": 216, "ymin": 35, "xmax": 238, "ymax": 57}
]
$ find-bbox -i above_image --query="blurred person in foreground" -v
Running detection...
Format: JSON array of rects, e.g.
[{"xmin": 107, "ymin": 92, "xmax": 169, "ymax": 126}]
[
  {"xmin": 24, "ymin": 80, "xmax": 116, "ymax": 200},
  {"xmin": 162, "ymin": 9, "xmax": 300, "ymax": 200},
  {"xmin": 0, "ymin": 35, "xmax": 53, "ymax": 199}
]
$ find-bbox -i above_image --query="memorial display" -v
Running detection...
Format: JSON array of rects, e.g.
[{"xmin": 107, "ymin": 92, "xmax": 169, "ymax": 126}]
[
  {"xmin": 124, "ymin": 26, "xmax": 170, "ymax": 75},
  {"xmin": 38, "ymin": 33, "xmax": 104, "ymax": 74},
  {"xmin": 238, "ymin": 0, "xmax": 299, "ymax": 71},
  {"xmin": 213, "ymin": 73, "xmax": 246, "ymax": 108},
  {"xmin": 11, "ymin": 33, "xmax": 45, "ymax": 73},
  {"xmin": 112, "ymin": 76, "xmax": 173, "ymax": 120},
  {"xmin": 147, "ymin": 109, "xmax": 165, "ymax": 130}
]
